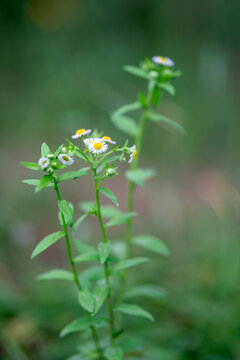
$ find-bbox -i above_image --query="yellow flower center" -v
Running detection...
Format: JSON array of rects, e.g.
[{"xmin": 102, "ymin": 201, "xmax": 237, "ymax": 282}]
[
  {"xmin": 159, "ymin": 57, "xmax": 167, "ymax": 63},
  {"xmin": 102, "ymin": 136, "xmax": 111, "ymax": 141},
  {"xmin": 76, "ymin": 129, "xmax": 86, "ymax": 135},
  {"xmin": 62, "ymin": 155, "xmax": 69, "ymax": 161},
  {"xmin": 133, "ymin": 150, "xmax": 137, "ymax": 160},
  {"xmin": 93, "ymin": 142, "xmax": 103, "ymax": 150}
]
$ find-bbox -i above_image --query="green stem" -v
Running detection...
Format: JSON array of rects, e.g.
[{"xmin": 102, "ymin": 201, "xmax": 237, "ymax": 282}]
[
  {"xmin": 53, "ymin": 177, "xmax": 103, "ymax": 359},
  {"xmin": 93, "ymin": 168, "xmax": 115, "ymax": 346}
]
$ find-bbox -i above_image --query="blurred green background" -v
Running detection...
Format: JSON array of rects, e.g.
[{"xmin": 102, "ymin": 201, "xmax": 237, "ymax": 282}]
[{"xmin": 1, "ymin": 0, "xmax": 240, "ymax": 359}]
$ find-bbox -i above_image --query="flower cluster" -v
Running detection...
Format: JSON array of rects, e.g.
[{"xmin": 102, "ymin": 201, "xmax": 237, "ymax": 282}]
[{"xmin": 38, "ymin": 145, "xmax": 75, "ymax": 172}]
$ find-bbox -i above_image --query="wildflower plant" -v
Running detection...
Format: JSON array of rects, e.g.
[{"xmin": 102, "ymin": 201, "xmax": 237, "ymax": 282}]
[{"xmin": 21, "ymin": 56, "xmax": 183, "ymax": 360}]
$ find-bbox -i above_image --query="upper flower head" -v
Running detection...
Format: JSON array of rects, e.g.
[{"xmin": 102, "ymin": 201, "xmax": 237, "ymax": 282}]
[
  {"xmin": 83, "ymin": 138, "xmax": 94, "ymax": 146},
  {"xmin": 128, "ymin": 145, "xmax": 137, "ymax": 164},
  {"xmin": 72, "ymin": 129, "xmax": 92, "ymax": 139},
  {"xmin": 88, "ymin": 138, "xmax": 108, "ymax": 155},
  {"xmin": 58, "ymin": 153, "xmax": 74, "ymax": 165},
  {"xmin": 102, "ymin": 136, "xmax": 116, "ymax": 144},
  {"xmin": 152, "ymin": 56, "xmax": 174, "ymax": 67},
  {"xmin": 39, "ymin": 157, "xmax": 50, "ymax": 170}
]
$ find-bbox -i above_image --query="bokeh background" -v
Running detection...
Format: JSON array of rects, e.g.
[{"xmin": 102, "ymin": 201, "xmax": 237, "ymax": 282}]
[{"xmin": 1, "ymin": 0, "xmax": 240, "ymax": 359}]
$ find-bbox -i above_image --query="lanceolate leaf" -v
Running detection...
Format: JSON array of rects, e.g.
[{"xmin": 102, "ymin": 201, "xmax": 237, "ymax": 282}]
[
  {"xmin": 158, "ymin": 82, "xmax": 176, "ymax": 96},
  {"xmin": 93, "ymin": 285, "xmax": 108, "ymax": 315},
  {"xmin": 132, "ymin": 235, "xmax": 169, "ymax": 256},
  {"xmin": 72, "ymin": 214, "xmax": 88, "ymax": 235},
  {"xmin": 35, "ymin": 174, "xmax": 52, "ymax": 193},
  {"xmin": 112, "ymin": 101, "xmax": 141, "ymax": 118},
  {"xmin": 58, "ymin": 200, "xmax": 73, "ymax": 227},
  {"xmin": 22, "ymin": 179, "xmax": 40, "ymax": 187},
  {"xmin": 105, "ymin": 212, "xmax": 137, "ymax": 228},
  {"xmin": 73, "ymin": 239, "xmax": 96, "ymax": 254},
  {"xmin": 124, "ymin": 285, "xmax": 166, "ymax": 299},
  {"xmin": 37, "ymin": 269, "xmax": 74, "ymax": 282},
  {"xmin": 99, "ymin": 187, "xmax": 119, "ymax": 207},
  {"xmin": 20, "ymin": 162, "xmax": 40, "ymax": 171},
  {"xmin": 41, "ymin": 142, "xmax": 51, "ymax": 157},
  {"xmin": 113, "ymin": 304, "xmax": 154, "ymax": 322},
  {"xmin": 78, "ymin": 290, "xmax": 95, "ymax": 313},
  {"xmin": 105, "ymin": 346, "xmax": 123, "ymax": 360},
  {"xmin": 125, "ymin": 168, "xmax": 156, "ymax": 187},
  {"xmin": 123, "ymin": 65, "xmax": 149, "ymax": 80},
  {"xmin": 111, "ymin": 115, "xmax": 138, "ymax": 137},
  {"xmin": 60, "ymin": 317, "xmax": 108, "ymax": 337},
  {"xmin": 98, "ymin": 242, "xmax": 112, "ymax": 264},
  {"xmin": 99, "ymin": 155, "xmax": 121, "ymax": 166},
  {"xmin": 112, "ymin": 257, "xmax": 150, "ymax": 272},
  {"xmin": 31, "ymin": 231, "xmax": 65, "ymax": 259},
  {"xmin": 146, "ymin": 111, "xmax": 186, "ymax": 134},
  {"xmin": 56, "ymin": 168, "xmax": 90, "ymax": 182},
  {"xmin": 100, "ymin": 205, "xmax": 123, "ymax": 219},
  {"xmin": 74, "ymin": 252, "xmax": 99, "ymax": 263}
]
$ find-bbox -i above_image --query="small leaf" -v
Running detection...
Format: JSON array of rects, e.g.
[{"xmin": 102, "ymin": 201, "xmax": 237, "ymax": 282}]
[
  {"xmin": 31, "ymin": 231, "xmax": 65, "ymax": 259},
  {"xmin": 105, "ymin": 346, "xmax": 123, "ymax": 360},
  {"xmin": 101, "ymin": 205, "xmax": 123, "ymax": 219},
  {"xmin": 74, "ymin": 252, "xmax": 99, "ymax": 263},
  {"xmin": 99, "ymin": 187, "xmax": 119, "ymax": 207},
  {"xmin": 78, "ymin": 290, "xmax": 95, "ymax": 313},
  {"xmin": 79, "ymin": 201, "xmax": 96, "ymax": 213},
  {"xmin": 72, "ymin": 214, "xmax": 88, "ymax": 235},
  {"xmin": 37, "ymin": 269, "xmax": 74, "ymax": 282},
  {"xmin": 125, "ymin": 285, "xmax": 166, "ymax": 299},
  {"xmin": 74, "ymin": 149, "xmax": 88, "ymax": 162},
  {"xmin": 123, "ymin": 65, "xmax": 149, "ymax": 80},
  {"xmin": 93, "ymin": 285, "xmax": 108, "ymax": 315},
  {"xmin": 146, "ymin": 111, "xmax": 186, "ymax": 134},
  {"xmin": 58, "ymin": 200, "xmax": 73, "ymax": 227},
  {"xmin": 99, "ymin": 155, "xmax": 121, "ymax": 166},
  {"xmin": 35, "ymin": 174, "xmax": 52, "ymax": 193},
  {"xmin": 113, "ymin": 304, "xmax": 154, "ymax": 322},
  {"xmin": 79, "ymin": 266, "xmax": 105, "ymax": 288},
  {"xmin": 54, "ymin": 144, "xmax": 64, "ymax": 157},
  {"xmin": 41, "ymin": 142, "xmax": 51, "ymax": 157},
  {"xmin": 98, "ymin": 242, "xmax": 112, "ymax": 264},
  {"xmin": 111, "ymin": 115, "xmax": 138, "ymax": 137},
  {"xmin": 125, "ymin": 168, "xmax": 156, "ymax": 187},
  {"xmin": 60, "ymin": 317, "xmax": 107, "ymax": 337},
  {"xmin": 132, "ymin": 235, "xmax": 169, "ymax": 256},
  {"xmin": 20, "ymin": 162, "xmax": 40, "ymax": 171},
  {"xmin": 73, "ymin": 239, "xmax": 96, "ymax": 254},
  {"xmin": 112, "ymin": 257, "xmax": 150, "ymax": 272},
  {"xmin": 56, "ymin": 168, "xmax": 90, "ymax": 182},
  {"xmin": 112, "ymin": 101, "xmax": 141, "ymax": 118},
  {"xmin": 22, "ymin": 179, "xmax": 40, "ymax": 187},
  {"xmin": 158, "ymin": 82, "xmax": 175, "ymax": 96},
  {"xmin": 105, "ymin": 212, "xmax": 137, "ymax": 228}
]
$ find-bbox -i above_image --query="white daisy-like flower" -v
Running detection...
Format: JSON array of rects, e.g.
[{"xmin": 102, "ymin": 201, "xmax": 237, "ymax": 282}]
[
  {"xmin": 72, "ymin": 128, "xmax": 92, "ymax": 139},
  {"xmin": 152, "ymin": 56, "xmax": 174, "ymax": 67},
  {"xmin": 83, "ymin": 138, "xmax": 94, "ymax": 146},
  {"xmin": 58, "ymin": 153, "xmax": 74, "ymax": 165},
  {"xmin": 39, "ymin": 157, "xmax": 50, "ymax": 170},
  {"xmin": 88, "ymin": 138, "xmax": 108, "ymax": 154},
  {"xmin": 128, "ymin": 145, "xmax": 137, "ymax": 164},
  {"xmin": 102, "ymin": 136, "xmax": 116, "ymax": 144}
]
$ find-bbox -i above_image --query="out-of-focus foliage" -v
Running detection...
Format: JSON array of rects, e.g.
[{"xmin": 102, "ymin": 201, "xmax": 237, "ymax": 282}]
[{"xmin": 1, "ymin": 0, "xmax": 240, "ymax": 359}]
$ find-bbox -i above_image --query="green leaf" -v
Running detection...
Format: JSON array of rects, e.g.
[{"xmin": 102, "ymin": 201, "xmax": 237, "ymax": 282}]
[
  {"xmin": 132, "ymin": 235, "xmax": 169, "ymax": 256},
  {"xmin": 20, "ymin": 162, "xmax": 40, "ymax": 171},
  {"xmin": 41, "ymin": 142, "xmax": 51, "ymax": 157},
  {"xmin": 31, "ymin": 231, "xmax": 65, "ymax": 259},
  {"xmin": 93, "ymin": 285, "xmax": 108, "ymax": 315},
  {"xmin": 105, "ymin": 212, "xmax": 137, "ymax": 228},
  {"xmin": 99, "ymin": 187, "xmax": 119, "ymax": 207},
  {"xmin": 158, "ymin": 82, "xmax": 175, "ymax": 96},
  {"xmin": 73, "ymin": 239, "xmax": 96, "ymax": 254},
  {"xmin": 22, "ymin": 179, "xmax": 40, "ymax": 187},
  {"xmin": 79, "ymin": 266, "xmax": 105, "ymax": 288},
  {"xmin": 98, "ymin": 242, "xmax": 112, "ymax": 264},
  {"xmin": 79, "ymin": 201, "xmax": 96, "ymax": 213},
  {"xmin": 74, "ymin": 148, "xmax": 89, "ymax": 162},
  {"xmin": 78, "ymin": 290, "xmax": 95, "ymax": 313},
  {"xmin": 123, "ymin": 65, "xmax": 149, "ymax": 80},
  {"xmin": 112, "ymin": 257, "xmax": 150, "ymax": 272},
  {"xmin": 111, "ymin": 115, "xmax": 138, "ymax": 137},
  {"xmin": 37, "ymin": 269, "xmax": 74, "ymax": 282},
  {"xmin": 99, "ymin": 155, "xmax": 121, "ymax": 166},
  {"xmin": 58, "ymin": 200, "xmax": 73, "ymax": 227},
  {"xmin": 60, "ymin": 317, "xmax": 107, "ymax": 337},
  {"xmin": 54, "ymin": 144, "xmax": 64, "ymax": 157},
  {"xmin": 113, "ymin": 304, "xmax": 154, "ymax": 322},
  {"xmin": 72, "ymin": 214, "xmax": 88, "ymax": 235},
  {"xmin": 112, "ymin": 101, "xmax": 141, "ymax": 118},
  {"xmin": 146, "ymin": 111, "xmax": 186, "ymax": 134},
  {"xmin": 105, "ymin": 346, "xmax": 123, "ymax": 360},
  {"xmin": 101, "ymin": 205, "xmax": 123, "ymax": 219},
  {"xmin": 35, "ymin": 174, "xmax": 52, "ymax": 193},
  {"xmin": 56, "ymin": 167, "xmax": 90, "ymax": 182},
  {"xmin": 125, "ymin": 285, "xmax": 166, "ymax": 299},
  {"xmin": 125, "ymin": 168, "xmax": 156, "ymax": 187},
  {"xmin": 74, "ymin": 252, "xmax": 99, "ymax": 263}
]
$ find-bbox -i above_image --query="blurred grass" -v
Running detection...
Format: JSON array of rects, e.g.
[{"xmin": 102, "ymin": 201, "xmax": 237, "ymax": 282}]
[{"xmin": 1, "ymin": 0, "xmax": 240, "ymax": 359}]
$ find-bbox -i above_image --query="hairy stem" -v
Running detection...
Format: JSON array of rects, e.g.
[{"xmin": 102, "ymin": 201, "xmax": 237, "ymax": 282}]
[
  {"xmin": 53, "ymin": 177, "xmax": 103, "ymax": 359},
  {"xmin": 93, "ymin": 168, "xmax": 115, "ymax": 346}
]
